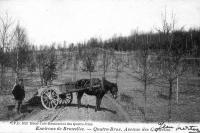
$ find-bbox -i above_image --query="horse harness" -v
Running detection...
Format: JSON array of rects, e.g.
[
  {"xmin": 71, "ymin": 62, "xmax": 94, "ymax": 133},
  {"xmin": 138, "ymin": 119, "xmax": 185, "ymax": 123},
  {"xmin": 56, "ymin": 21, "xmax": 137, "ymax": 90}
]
[{"xmin": 81, "ymin": 78, "xmax": 104, "ymax": 91}]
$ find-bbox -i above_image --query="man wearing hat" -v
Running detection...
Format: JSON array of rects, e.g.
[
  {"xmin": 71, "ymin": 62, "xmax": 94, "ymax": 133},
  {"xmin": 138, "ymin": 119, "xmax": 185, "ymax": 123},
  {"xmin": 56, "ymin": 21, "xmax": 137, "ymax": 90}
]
[{"xmin": 12, "ymin": 78, "xmax": 25, "ymax": 114}]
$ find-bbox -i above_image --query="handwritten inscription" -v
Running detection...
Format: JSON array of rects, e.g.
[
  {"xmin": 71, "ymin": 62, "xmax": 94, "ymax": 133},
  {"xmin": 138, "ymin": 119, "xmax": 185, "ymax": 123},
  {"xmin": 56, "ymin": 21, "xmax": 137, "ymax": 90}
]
[
  {"xmin": 151, "ymin": 122, "xmax": 173, "ymax": 132},
  {"xmin": 176, "ymin": 125, "xmax": 200, "ymax": 133}
]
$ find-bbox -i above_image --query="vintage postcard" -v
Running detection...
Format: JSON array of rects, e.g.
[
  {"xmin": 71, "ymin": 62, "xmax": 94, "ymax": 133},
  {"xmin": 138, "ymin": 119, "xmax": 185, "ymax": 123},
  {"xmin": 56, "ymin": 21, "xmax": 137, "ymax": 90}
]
[{"xmin": 0, "ymin": 0, "xmax": 200, "ymax": 133}]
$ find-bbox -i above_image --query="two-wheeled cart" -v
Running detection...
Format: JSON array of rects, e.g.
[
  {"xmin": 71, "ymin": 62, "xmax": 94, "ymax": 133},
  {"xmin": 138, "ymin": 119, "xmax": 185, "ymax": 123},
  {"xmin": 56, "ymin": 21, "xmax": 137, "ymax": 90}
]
[{"xmin": 37, "ymin": 82, "xmax": 85, "ymax": 110}]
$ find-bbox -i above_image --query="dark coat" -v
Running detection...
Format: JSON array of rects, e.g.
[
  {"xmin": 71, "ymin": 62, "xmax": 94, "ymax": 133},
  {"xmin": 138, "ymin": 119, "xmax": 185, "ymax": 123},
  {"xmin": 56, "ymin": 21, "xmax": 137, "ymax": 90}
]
[{"xmin": 12, "ymin": 84, "xmax": 25, "ymax": 101}]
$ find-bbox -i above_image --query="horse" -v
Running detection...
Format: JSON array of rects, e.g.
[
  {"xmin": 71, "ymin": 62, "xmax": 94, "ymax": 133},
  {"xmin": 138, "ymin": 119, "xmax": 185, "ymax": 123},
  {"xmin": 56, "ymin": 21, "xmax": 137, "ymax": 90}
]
[{"xmin": 75, "ymin": 78, "xmax": 118, "ymax": 111}]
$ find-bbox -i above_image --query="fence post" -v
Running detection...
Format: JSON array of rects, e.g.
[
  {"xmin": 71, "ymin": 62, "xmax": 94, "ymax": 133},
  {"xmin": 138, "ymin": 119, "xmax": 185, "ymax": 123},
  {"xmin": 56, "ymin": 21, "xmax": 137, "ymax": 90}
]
[{"xmin": 176, "ymin": 76, "xmax": 179, "ymax": 104}]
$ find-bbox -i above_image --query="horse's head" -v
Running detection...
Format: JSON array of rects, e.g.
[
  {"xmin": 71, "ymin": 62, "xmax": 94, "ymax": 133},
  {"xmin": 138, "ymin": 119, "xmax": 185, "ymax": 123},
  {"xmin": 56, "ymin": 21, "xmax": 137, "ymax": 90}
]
[{"xmin": 110, "ymin": 83, "xmax": 118, "ymax": 99}]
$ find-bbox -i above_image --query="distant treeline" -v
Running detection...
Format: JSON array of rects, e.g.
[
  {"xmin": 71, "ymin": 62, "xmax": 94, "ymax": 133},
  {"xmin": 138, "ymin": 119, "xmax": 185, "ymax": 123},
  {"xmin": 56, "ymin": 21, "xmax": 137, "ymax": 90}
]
[{"xmin": 68, "ymin": 28, "xmax": 200, "ymax": 57}]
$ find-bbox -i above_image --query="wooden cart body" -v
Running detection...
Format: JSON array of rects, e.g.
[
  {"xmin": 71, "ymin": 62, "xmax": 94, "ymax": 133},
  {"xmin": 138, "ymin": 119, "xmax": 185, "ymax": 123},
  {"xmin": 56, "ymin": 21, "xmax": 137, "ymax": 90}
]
[{"xmin": 37, "ymin": 82, "xmax": 79, "ymax": 110}]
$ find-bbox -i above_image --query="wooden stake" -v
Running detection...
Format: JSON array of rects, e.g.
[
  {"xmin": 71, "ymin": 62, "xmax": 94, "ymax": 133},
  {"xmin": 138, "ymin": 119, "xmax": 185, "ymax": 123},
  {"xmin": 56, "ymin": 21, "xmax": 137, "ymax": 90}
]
[{"xmin": 176, "ymin": 76, "xmax": 179, "ymax": 104}]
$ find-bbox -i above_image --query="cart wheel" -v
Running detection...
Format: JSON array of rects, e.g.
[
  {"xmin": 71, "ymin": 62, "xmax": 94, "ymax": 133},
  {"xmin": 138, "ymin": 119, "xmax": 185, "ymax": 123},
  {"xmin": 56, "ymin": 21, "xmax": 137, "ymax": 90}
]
[
  {"xmin": 59, "ymin": 92, "xmax": 73, "ymax": 106},
  {"xmin": 41, "ymin": 88, "xmax": 59, "ymax": 110}
]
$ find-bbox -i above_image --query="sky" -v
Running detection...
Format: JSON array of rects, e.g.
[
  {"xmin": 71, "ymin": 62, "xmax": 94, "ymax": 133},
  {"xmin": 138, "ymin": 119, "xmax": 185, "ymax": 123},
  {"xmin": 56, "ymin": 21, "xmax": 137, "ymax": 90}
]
[{"xmin": 0, "ymin": 0, "xmax": 200, "ymax": 45}]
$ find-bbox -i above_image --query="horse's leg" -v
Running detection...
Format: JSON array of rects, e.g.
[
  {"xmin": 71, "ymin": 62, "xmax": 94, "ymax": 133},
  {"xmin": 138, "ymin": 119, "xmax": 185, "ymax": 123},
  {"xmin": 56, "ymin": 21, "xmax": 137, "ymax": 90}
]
[
  {"xmin": 97, "ymin": 96, "xmax": 103, "ymax": 110},
  {"xmin": 77, "ymin": 92, "xmax": 84, "ymax": 108},
  {"xmin": 95, "ymin": 95, "xmax": 103, "ymax": 111},
  {"xmin": 95, "ymin": 96, "xmax": 99, "ymax": 112}
]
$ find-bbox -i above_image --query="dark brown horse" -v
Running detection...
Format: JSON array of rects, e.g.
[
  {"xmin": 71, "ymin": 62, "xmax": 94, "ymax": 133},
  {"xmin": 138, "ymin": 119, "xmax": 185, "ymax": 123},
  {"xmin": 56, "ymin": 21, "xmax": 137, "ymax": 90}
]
[{"xmin": 75, "ymin": 78, "xmax": 118, "ymax": 111}]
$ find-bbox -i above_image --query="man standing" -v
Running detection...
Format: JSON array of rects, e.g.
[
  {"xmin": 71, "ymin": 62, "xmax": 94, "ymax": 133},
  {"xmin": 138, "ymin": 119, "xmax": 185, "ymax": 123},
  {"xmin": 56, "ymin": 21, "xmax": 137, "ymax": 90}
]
[{"xmin": 12, "ymin": 78, "xmax": 25, "ymax": 114}]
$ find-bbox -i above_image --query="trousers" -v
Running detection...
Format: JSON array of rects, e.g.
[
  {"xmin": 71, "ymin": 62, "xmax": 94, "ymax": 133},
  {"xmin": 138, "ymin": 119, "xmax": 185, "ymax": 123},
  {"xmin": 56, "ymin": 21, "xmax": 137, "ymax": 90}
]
[{"xmin": 15, "ymin": 100, "xmax": 22, "ymax": 114}]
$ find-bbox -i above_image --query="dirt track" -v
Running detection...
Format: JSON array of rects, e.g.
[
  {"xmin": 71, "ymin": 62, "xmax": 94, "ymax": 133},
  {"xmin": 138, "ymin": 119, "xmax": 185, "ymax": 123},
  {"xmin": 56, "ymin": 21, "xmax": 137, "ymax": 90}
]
[{"xmin": 22, "ymin": 93, "xmax": 131, "ymax": 122}]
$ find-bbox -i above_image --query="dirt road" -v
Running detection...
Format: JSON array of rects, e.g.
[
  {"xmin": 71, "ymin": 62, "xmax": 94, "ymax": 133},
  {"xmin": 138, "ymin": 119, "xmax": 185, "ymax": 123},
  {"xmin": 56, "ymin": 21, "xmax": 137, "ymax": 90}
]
[{"xmin": 23, "ymin": 93, "xmax": 131, "ymax": 122}]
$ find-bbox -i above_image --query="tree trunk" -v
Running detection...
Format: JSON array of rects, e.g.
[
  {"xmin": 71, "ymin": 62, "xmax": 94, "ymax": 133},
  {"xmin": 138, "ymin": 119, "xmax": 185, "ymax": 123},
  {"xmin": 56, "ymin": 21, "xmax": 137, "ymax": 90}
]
[
  {"xmin": 168, "ymin": 96, "xmax": 172, "ymax": 121},
  {"xmin": 168, "ymin": 80, "xmax": 173, "ymax": 121},
  {"xmin": 73, "ymin": 56, "xmax": 77, "ymax": 81},
  {"xmin": 115, "ymin": 71, "xmax": 118, "ymax": 84},
  {"xmin": 103, "ymin": 68, "xmax": 106, "ymax": 79},
  {"xmin": 115, "ymin": 66, "xmax": 119, "ymax": 84},
  {"xmin": 16, "ymin": 48, "xmax": 19, "ymax": 78},
  {"xmin": 0, "ymin": 64, "xmax": 4, "ymax": 89},
  {"xmin": 12, "ymin": 68, "xmax": 15, "ymax": 77},
  {"xmin": 89, "ymin": 72, "xmax": 92, "ymax": 89},
  {"xmin": 60, "ymin": 64, "xmax": 63, "ymax": 78},
  {"xmin": 39, "ymin": 66, "xmax": 43, "ymax": 86},
  {"xmin": 169, "ymin": 81, "xmax": 173, "ymax": 100},
  {"xmin": 103, "ymin": 52, "xmax": 106, "ymax": 78},
  {"xmin": 144, "ymin": 80, "xmax": 147, "ymax": 119},
  {"xmin": 30, "ymin": 71, "xmax": 33, "ymax": 78}
]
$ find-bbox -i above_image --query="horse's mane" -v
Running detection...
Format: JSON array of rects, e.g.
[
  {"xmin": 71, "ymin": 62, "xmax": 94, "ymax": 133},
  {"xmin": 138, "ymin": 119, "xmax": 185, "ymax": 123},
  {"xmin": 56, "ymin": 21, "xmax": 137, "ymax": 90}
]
[
  {"xmin": 103, "ymin": 79, "xmax": 116, "ymax": 89},
  {"xmin": 75, "ymin": 78, "xmax": 117, "ymax": 91}
]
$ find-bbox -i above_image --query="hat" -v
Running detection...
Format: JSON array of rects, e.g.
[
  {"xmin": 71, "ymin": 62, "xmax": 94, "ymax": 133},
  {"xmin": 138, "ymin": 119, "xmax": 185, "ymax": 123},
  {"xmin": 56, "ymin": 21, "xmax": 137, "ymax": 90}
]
[
  {"xmin": 15, "ymin": 76, "xmax": 23, "ymax": 82},
  {"xmin": 19, "ymin": 78, "xmax": 23, "ymax": 82}
]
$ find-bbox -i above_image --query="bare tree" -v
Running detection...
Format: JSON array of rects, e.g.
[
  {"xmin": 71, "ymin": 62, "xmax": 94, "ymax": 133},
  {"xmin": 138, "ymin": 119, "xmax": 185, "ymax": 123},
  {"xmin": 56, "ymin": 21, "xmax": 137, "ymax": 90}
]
[
  {"xmin": 72, "ymin": 51, "xmax": 79, "ymax": 81},
  {"xmin": 12, "ymin": 24, "xmax": 30, "ymax": 77},
  {"xmin": 36, "ymin": 45, "xmax": 57, "ymax": 86},
  {"xmin": 57, "ymin": 44, "xmax": 67, "ymax": 78},
  {"xmin": 155, "ymin": 10, "xmax": 188, "ymax": 120},
  {"xmin": 27, "ymin": 45, "xmax": 37, "ymax": 78},
  {"xmin": 131, "ymin": 35, "xmax": 156, "ymax": 119},
  {"xmin": 43, "ymin": 46, "xmax": 57, "ymax": 85},
  {"xmin": 81, "ymin": 48, "xmax": 98, "ymax": 87},
  {"xmin": 0, "ymin": 13, "xmax": 14, "ymax": 88},
  {"xmin": 101, "ymin": 49, "xmax": 110, "ymax": 79},
  {"xmin": 36, "ymin": 46, "xmax": 46, "ymax": 85},
  {"xmin": 112, "ymin": 52, "xmax": 123, "ymax": 84}
]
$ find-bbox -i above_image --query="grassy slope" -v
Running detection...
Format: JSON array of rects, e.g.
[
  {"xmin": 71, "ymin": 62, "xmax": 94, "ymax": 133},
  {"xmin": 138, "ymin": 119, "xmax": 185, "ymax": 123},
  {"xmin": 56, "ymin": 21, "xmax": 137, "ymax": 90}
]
[{"xmin": 0, "ymin": 65, "xmax": 200, "ymax": 122}]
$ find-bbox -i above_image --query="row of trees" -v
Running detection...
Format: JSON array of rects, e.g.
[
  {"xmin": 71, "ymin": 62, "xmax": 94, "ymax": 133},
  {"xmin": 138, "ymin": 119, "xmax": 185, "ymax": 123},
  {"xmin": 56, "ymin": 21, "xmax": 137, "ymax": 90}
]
[
  {"xmin": 0, "ymin": 14, "xmax": 58, "ymax": 89},
  {"xmin": 62, "ymin": 11, "xmax": 199, "ymax": 120},
  {"xmin": 75, "ymin": 28, "xmax": 200, "ymax": 57},
  {"xmin": 0, "ymin": 13, "xmax": 31, "ymax": 89}
]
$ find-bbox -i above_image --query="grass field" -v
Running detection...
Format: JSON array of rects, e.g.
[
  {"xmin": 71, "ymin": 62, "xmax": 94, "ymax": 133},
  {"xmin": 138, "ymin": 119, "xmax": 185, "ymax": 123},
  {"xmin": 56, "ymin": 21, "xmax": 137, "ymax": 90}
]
[{"xmin": 0, "ymin": 65, "xmax": 200, "ymax": 122}]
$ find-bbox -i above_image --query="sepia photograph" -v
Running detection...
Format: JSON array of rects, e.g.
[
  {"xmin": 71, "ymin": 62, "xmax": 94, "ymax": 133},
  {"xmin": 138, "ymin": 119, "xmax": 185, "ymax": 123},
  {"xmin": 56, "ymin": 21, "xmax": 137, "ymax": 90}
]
[{"xmin": 0, "ymin": 0, "xmax": 200, "ymax": 132}]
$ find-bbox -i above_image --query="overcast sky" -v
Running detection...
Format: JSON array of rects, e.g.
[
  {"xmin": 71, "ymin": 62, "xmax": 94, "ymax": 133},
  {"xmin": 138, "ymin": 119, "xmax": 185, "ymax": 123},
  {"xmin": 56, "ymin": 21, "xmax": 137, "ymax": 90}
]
[{"xmin": 0, "ymin": 0, "xmax": 200, "ymax": 45}]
